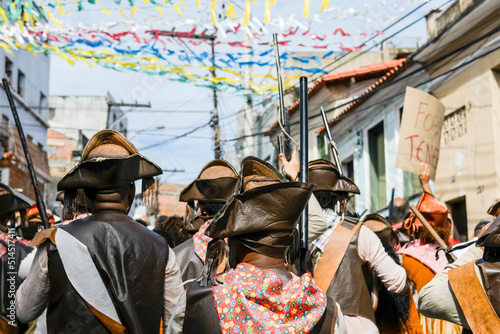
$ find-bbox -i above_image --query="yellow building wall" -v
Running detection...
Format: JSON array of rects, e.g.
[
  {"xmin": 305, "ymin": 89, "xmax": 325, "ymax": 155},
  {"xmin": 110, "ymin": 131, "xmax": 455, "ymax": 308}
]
[{"xmin": 434, "ymin": 59, "xmax": 500, "ymax": 237}]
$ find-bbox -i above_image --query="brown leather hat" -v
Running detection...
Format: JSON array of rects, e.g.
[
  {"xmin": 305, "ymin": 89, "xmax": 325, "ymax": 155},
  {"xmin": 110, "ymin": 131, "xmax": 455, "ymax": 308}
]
[
  {"xmin": 0, "ymin": 182, "xmax": 31, "ymax": 216},
  {"xmin": 477, "ymin": 216, "xmax": 500, "ymax": 248},
  {"xmin": 57, "ymin": 130, "xmax": 162, "ymax": 191},
  {"xmin": 205, "ymin": 156, "xmax": 314, "ymax": 257},
  {"xmin": 363, "ymin": 213, "xmax": 399, "ymax": 248},
  {"xmin": 308, "ymin": 159, "xmax": 360, "ymax": 194},
  {"xmin": 57, "ymin": 130, "xmax": 162, "ymax": 220},
  {"xmin": 487, "ymin": 199, "xmax": 500, "ymax": 217},
  {"xmin": 179, "ymin": 159, "xmax": 237, "ymax": 203}
]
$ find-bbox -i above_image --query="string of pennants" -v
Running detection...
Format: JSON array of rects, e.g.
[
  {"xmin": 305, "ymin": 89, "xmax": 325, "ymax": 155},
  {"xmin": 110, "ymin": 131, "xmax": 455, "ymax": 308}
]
[{"xmin": 0, "ymin": 0, "xmax": 419, "ymax": 93}]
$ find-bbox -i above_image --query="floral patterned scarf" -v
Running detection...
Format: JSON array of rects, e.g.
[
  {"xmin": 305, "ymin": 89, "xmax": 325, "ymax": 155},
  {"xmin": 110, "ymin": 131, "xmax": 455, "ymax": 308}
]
[
  {"xmin": 212, "ymin": 263, "xmax": 327, "ymax": 334},
  {"xmin": 193, "ymin": 219, "xmax": 212, "ymax": 264}
]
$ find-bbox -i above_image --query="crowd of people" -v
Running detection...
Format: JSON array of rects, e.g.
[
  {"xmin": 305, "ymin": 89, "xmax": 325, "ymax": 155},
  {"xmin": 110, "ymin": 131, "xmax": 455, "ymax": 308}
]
[{"xmin": 0, "ymin": 129, "xmax": 498, "ymax": 333}]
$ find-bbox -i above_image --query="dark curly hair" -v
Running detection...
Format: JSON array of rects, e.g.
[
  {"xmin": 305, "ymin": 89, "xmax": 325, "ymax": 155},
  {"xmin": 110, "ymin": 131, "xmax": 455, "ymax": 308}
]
[{"xmin": 314, "ymin": 190, "xmax": 349, "ymax": 210}]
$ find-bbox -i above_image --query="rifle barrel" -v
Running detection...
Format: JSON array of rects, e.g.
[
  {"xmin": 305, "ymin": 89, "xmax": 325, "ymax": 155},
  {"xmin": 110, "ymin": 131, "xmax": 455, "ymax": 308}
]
[
  {"xmin": 320, "ymin": 106, "xmax": 343, "ymax": 175},
  {"xmin": 299, "ymin": 76, "xmax": 308, "ymax": 251},
  {"xmin": 2, "ymin": 79, "xmax": 50, "ymax": 229}
]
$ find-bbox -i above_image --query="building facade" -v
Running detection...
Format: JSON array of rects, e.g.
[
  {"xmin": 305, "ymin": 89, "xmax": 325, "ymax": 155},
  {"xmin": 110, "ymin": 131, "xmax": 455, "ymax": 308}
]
[
  {"xmin": 276, "ymin": 0, "xmax": 500, "ymax": 241},
  {"xmin": 0, "ymin": 48, "xmax": 51, "ymax": 201}
]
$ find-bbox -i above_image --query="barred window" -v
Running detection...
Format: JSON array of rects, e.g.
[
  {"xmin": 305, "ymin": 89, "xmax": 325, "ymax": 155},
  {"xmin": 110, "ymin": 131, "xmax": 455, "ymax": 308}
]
[{"xmin": 443, "ymin": 107, "xmax": 466, "ymax": 144}]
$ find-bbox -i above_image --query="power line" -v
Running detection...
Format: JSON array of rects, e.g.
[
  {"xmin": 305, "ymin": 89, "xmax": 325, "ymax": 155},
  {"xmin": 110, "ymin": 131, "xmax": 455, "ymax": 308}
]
[{"xmin": 222, "ymin": 38, "xmax": 500, "ymax": 143}]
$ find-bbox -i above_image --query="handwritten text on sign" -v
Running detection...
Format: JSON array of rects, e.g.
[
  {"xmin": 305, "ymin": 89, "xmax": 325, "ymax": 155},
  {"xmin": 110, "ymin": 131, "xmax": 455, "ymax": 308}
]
[{"xmin": 395, "ymin": 87, "xmax": 445, "ymax": 181}]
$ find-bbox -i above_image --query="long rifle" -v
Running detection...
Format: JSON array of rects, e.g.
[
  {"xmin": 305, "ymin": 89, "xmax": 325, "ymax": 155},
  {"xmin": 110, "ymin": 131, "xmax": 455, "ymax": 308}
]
[
  {"xmin": 409, "ymin": 205, "xmax": 457, "ymax": 262},
  {"xmin": 273, "ymin": 33, "xmax": 293, "ymax": 161},
  {"xmin": 320, "ymin": 106, "xmax": 342, "ymax": 175},
  {"xmin": 298, "ymin": 76, "xmax": 308, "ymax": 274},
  {"xmin": 2, "ymin": 78, "xmax": 49, "ymax": 229}
]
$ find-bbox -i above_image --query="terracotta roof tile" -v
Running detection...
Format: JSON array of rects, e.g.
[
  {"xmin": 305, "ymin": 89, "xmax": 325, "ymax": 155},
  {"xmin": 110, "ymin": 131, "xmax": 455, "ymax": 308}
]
[
  {"xmin": 317, "ymin": 59, "xmax": 411, "ymax": 135},
  {"xmin": 267, "ymin": 58, "xmax": 406, "ymax": 135}
]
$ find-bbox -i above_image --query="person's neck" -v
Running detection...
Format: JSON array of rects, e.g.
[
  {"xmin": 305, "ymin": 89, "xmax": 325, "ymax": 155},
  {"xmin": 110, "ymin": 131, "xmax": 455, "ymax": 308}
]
[
  {"xmin": 241, "ymin": 252, "xmax": 286, "ymax": 270},
  {"xmin": 93, "ymin": 202, "xmax": 128, "ymax": 213}
]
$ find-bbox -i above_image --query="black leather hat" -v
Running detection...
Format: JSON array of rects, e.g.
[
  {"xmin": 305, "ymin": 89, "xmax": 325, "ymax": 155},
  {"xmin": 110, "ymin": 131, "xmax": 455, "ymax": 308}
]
[{"xmin": 0, "ymin": 182, "xmax": 30, "ymax": 216}]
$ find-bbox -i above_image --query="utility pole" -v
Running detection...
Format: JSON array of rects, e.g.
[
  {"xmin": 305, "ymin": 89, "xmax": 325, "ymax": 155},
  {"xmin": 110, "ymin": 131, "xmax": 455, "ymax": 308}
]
[
  {"xmin": 106, "ymin": 97, "xmax": 151, "ymax": 134},
  {"xmin": 211, "ymin": 39, "xmax": 222, "ymax": 159},
  {"xmin": 236, "ymin": 28, "xmax": 254, "ymax": 161},
  {"xmin": 151, "ymin": 31, "xmax": 221, "ymax": 159}
]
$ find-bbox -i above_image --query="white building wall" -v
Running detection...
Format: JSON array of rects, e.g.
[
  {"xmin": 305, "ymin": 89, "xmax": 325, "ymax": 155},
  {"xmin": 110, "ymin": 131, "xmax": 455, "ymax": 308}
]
[{"xmin": 0, "ymin": 49, "xmax": 50, "ymax": 149}]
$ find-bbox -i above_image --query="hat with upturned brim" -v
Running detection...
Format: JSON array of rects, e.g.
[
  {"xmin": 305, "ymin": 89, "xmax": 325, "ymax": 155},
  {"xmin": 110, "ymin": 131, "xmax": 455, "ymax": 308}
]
[
  {"xmin": 0, "ymin": 182, "xmax": 30, "ymax": 217},
  {"xmin": 405, "ymin": 192, "xmax": 451, "ymax": 235},
  {"xmin": 205, "ymin": 156, "xmax": 314, "ymax": 259},
  {"xmin": 0, "ymin": 182, "xmax": 30, "ymax": 230},
  {"xmin": 179, "ymin": 159, "xmax": 237, "ymax": 203},
  {"xmin": 57, "ymin": 130, "xmax": 162, "ymax": 220},
  {"xmin": 487, "ymin": 199, "xmax": 500, "ymax": 217},
  {"xmin": 308, "ymin": 159, "xmax": 360, "ymax": 194},
  {"xmin": 363, "ymin": 213, "xmax": 399, "ymax": 249},
  {"xmin": 477, "ymin": 215, "xmax": 500, "ymax": 248}
]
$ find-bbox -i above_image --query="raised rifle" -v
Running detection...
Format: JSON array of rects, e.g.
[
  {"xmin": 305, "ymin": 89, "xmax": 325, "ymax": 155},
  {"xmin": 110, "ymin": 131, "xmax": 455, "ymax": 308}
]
[
  {"xmin": 298, "ymin": 76, "xmax": 308, "ymax": 275},
  {"xmin": 272, "ymin": 33, "xmax": 293, "ymax": 161},
  {"xmin": 320, "ymin": 106, "xmax": 343, "ymax": 175},
  {"xmin": 2, "ymin": 78, "xmax": 50, "ymax": 229}
]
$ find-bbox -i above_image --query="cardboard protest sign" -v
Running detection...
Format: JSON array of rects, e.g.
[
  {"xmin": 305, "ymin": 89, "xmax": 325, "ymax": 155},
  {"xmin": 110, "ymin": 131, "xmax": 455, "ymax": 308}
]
[{"xmin": 395, "ymin": 87, "xmax": 445, "ymax": 181}]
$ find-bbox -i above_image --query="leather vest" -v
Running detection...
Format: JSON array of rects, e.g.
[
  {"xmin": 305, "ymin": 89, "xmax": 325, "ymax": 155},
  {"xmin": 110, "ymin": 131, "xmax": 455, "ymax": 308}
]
[
  {"xmin": 318, "ymin": 218, "xmax": 375, "ymax": 322},
  {"xmin": 174, "ymin": 238, "xmax": 203, "ymax": 282},
  {"xmin": 46, "ymin": 212, "xmax": 169, "ymax": 334},
  {"xmin": 184, "ymin": 269, "xmax": 336, "ymax": 334},
  {"xmin": 478, "ymin": 260, "xmax": 500, "ymax": 316}
]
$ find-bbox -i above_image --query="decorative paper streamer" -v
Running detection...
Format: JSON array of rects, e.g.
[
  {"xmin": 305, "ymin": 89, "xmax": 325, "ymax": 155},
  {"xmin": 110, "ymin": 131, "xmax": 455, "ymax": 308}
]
[
  {"xmin": 225, "ymin": 2, "xmax": 236, "ymax": 20},
  {"xmin": 303, "ymin": 0, "xmax": 310, "ymax": 18},
  {"xmin": 321, "ymin": 0, "xmax": 329, "ymax": 12},
  {"xmin": 243, "ymin": 0, "xmax": 251, "ymax": 26},
  {"xmin": 173, "ymin": 4, "xmax": 183, "ymax": 17},
  {"xmin": 264, "ymin": 0, "xmax": 271, "ymax": 24}
]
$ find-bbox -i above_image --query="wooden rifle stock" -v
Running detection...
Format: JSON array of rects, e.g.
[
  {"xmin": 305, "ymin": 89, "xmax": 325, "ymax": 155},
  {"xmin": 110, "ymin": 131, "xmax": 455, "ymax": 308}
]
[{"xmin": 409, "ymin": 205, "xmax": 457, "ymax": 262}]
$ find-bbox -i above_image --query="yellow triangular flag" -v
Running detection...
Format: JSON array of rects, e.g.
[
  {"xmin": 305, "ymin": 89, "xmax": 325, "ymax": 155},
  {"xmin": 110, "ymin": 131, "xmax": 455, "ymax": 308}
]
[
  {"xmin": 130, "ymin": 7, "xmax": 138, "ymax": 17},
  {"xmin": 173, "ymin": 4, "xmax": 184, "ymax": 17},
  {"xmin": 225, "ymin": 2, "xmax": 236, "ymax": 20},
  {"xmin": 210, "ymin": 3, "xmax": 217, "ymax": 26},
  {"xmin": 118, "ymin": 8, "xmax": 127, "ymax": 18},
  {"xmin": 155, "ymin": 6, "xmax": 164, "ymax": 15},
  {"xmin": 303, "ymin": 0, "xmax": 310, "ymax": 17},
  {"xmin": 264, "ymin": 0, "xmax": 271, "ymax": 23},
  {"xmin": 101, "ymin": 8, "xmax": 112, "ymax": 15},
  {"xmin": 243, "ymin": 0, "xmax": 251, "ymax": 26},
  {"xmin": 321, "ymin": 0, "xmax": 329, "ymax": 12}
]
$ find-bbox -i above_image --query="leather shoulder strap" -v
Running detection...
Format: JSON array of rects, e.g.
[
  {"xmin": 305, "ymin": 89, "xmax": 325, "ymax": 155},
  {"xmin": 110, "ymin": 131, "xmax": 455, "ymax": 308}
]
[
  {"xmin": 31, "ymin": 227, "xmax": 57, "ymax": 246},
  {"xmin": 449, "ymin": 261, "xmax": 500, "ymax": 333},
  {"xmin": 314, "ymin": 220, "xmax": 363, "ymax": 292}
]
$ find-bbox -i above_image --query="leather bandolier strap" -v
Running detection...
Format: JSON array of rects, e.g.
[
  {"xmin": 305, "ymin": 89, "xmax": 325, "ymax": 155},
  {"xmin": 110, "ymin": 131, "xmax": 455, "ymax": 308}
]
[
  {"xmin": 314, "ymin": 220, "xmax": 363, "ymax": 292},
  {"xmin": 449, "ymin": 262, "xmax": 500, "ymax": 333}
]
